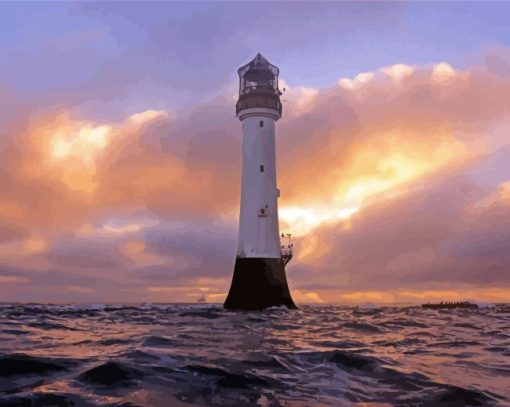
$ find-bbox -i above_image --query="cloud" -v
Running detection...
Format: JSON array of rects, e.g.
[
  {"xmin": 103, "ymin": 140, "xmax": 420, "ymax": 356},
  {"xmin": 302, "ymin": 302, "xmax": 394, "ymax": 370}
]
[
  {"xmin": 0, "ymin": 222, "xmax": 26, "ymax": 244},
  {"xmin": 0, "ymin": 275, "xmax": 28, "ymax": 284},
  {"xmin": 2, "ymin": 45, "xmax": 510, "ymax": 302}
]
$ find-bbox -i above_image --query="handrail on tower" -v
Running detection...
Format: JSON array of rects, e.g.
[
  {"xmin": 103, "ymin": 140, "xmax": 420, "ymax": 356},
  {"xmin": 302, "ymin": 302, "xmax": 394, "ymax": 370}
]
[{"xmin": 280, "ymin": 233, "xmax": 293, "ymax": 266}]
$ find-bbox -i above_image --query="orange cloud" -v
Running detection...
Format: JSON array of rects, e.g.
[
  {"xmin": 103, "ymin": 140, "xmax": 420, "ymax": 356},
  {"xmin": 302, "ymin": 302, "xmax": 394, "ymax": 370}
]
[
  {"xmin": 295, "ymin": 287, "xmax": 510, "ymax": 305},
  {"xmin": 2, "ymin": 55, "xmax": 510, "ymax": 302}
]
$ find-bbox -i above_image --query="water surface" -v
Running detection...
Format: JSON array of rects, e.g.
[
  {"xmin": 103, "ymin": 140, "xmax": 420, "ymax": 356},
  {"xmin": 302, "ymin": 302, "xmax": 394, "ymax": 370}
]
[{"xmin": 0, "ymin": 303, "xmax": 509, "ymax": 406}]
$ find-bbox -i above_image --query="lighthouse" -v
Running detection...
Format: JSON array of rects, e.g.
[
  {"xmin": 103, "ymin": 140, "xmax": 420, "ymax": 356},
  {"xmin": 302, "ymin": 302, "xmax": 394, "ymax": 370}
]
[{"xmin": 224, "ymin": 53, "xmax": 296, "ymax": 310}]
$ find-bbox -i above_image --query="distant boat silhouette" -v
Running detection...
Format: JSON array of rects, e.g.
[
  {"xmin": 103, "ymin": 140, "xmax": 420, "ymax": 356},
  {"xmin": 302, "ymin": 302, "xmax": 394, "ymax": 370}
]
[
  {"xmin": 197, "ymin": 294, "xmax": 207, "ymax": 303},
  {"xmin": 421, "ymin": 301, "xmax": 478, "ymax": 310}
]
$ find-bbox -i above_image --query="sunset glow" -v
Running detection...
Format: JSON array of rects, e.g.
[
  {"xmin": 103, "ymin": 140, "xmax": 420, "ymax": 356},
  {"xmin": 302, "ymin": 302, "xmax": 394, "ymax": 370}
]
[
  {"xmin": 279, "ymin": 206, "xmax": 359, "ymax": 236},
  {"xmin": 51, "ymin": 124, "xmax": 111, "ymax": 162}
]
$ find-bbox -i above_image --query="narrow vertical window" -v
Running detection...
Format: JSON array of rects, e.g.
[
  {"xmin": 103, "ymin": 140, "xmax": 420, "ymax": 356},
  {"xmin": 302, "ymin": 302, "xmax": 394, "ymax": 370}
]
[
  {"xmin": 259, "ymin": 120, "xmax": 264, "ymax": 127},
  {"xmin": 260, "ymin": 165, "xmax": 264, "ymax": 172}
]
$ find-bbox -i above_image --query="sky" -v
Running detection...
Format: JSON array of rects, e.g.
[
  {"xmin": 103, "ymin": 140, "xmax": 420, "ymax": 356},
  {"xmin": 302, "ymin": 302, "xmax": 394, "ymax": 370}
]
[{"xmin": 1, "ymin": 1, "xmax": 510, "ymax": 304}]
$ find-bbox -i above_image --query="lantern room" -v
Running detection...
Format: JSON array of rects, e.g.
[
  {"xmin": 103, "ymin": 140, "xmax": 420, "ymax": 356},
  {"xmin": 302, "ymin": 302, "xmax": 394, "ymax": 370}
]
[{"xmin": 236, "ymin": 53, "xmax": 282, "ymax": 116}]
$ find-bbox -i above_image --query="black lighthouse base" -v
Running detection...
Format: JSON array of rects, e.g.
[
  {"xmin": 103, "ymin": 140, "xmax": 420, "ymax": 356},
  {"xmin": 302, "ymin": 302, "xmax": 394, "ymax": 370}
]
[{"xmin": 224, "ymin": 257, "xmax": 297, "ymax": 310}]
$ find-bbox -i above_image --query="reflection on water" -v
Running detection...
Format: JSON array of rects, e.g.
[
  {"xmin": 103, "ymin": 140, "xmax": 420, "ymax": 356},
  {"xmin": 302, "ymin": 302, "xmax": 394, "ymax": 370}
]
[{"xmin": 0, "ymin": 303, "xmax": 509, "ymax": 406}]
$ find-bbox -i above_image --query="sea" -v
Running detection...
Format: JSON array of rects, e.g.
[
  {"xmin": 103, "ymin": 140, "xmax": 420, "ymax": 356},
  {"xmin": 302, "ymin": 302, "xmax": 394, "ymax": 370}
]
[{"xmin": 0, "ymin": 303, "xmax": 509, "ymax": 406}]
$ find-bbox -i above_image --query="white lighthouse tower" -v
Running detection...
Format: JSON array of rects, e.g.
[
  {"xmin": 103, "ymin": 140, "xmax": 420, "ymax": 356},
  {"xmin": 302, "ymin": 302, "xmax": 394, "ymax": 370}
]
[{"xmin": 224, "ymin": 53, "xmax": 296, "ymax": 310}]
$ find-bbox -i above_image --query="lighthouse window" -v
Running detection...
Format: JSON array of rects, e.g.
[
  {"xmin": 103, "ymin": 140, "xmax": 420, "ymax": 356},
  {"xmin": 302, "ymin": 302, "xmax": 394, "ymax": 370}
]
[
  {"xmin": 259, "ymin": 120, "xmax": 264, "ymax": 127},
  {"xmin": 260, "ymin": 165, "xmax": 264, "ymax": 172}
]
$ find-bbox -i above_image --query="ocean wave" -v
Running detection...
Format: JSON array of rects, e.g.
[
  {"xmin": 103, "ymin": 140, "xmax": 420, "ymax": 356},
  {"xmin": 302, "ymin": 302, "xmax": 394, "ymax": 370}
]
[
  {"xmin": 0, "ymin": 304, "xmax": 508, "ymax": 406},
  {"xmin": 0, "ymin": 354, "xmax": 70, "ymax": 377},
  {"xmin": 78, "ymin": 361, "xmax": 143, "ymax": 387}
]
